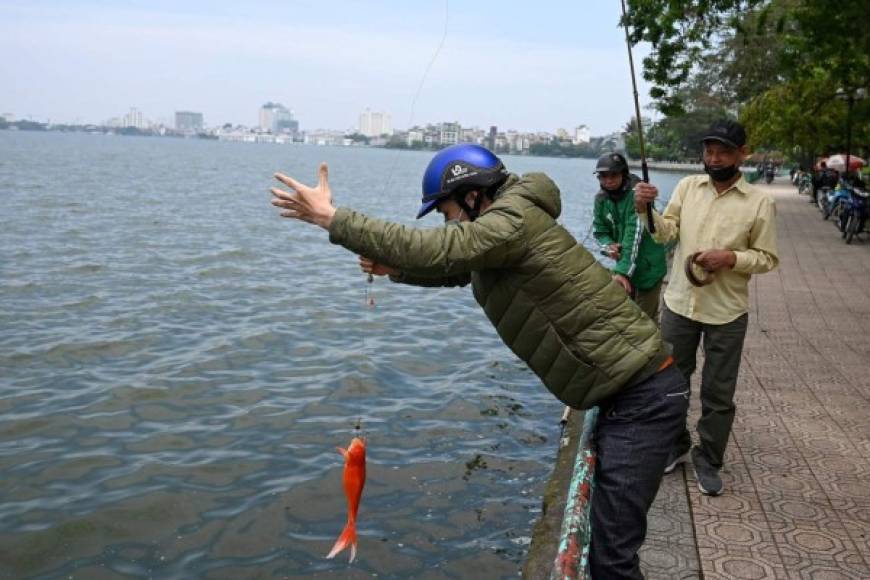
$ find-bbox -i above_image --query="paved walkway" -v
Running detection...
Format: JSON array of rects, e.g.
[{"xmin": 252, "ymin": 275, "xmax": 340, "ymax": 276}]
[{"xmin": 642, "ymin": 178, "xmax": 870, "ymax": 579}]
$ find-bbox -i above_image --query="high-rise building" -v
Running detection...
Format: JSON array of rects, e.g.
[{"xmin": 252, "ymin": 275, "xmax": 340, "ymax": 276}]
[
  {"xmin": 407, "ymin": 129, "xmax": 424, "ymax": 146},
  {"xmin": 488, "ymin": 126, "xmax": 498, "ymax": 150},
  {"xmin": 439, "ymin": 122, "xmax": 461, "ymax": 146},
  {"xmin": 175, "ymin": 111, "xmax": 204, "ymax": 133},
  {"xmin": 123, "ymin": 108, "xmax": 145, "ymax": 129},
  {"xmin": 573, "ymin": 125, "xmax": 591, "ymax": 145},
  {"xmin": 358, "ymin": 109, "xmax": 392, "ymax": 138},
  {"xmin": 259, "ymin": 102, "xmax": 297, "ymax": 135}
]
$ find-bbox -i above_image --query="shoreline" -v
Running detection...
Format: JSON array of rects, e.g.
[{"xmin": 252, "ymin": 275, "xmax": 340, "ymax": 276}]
[{"xmin": 0, "ymin": 129, "xmax": 739, "ymax": 169}]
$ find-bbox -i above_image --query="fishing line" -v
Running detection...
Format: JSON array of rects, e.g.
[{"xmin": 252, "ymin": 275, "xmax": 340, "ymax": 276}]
[
  {"xmin": 381, "ymin": 0, "xmax": 450, "ymax": 197},
  {"xmin": 355, "ymin": 272, "xmax": 373, "ymax": 435},
  {"xmin": 362, "ymin": 0, "xmax": 449, "ymax": 304},
  {"xmin": 354, "ymin": 0, "xmax": 450, "ymax": 435}
]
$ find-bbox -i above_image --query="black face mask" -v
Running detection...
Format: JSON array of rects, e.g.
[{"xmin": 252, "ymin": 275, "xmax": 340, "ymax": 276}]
[
  {"xmin": 704, "ymin": 163, "xmax": 740, "ymax": 183},
  {"xmin": 600, "ymin": 174, "xmax": 628, "ymax": 196}
]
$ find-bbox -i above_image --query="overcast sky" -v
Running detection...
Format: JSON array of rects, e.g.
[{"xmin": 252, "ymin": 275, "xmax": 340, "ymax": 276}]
[{"xmin": 0, "ymin": 0, "xmax": 657, "ymax": 135}]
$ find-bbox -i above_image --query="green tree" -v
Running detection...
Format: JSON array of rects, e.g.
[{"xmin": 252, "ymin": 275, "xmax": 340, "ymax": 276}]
[
  {"xmin": 741, "ymin": 70, "xmax": 870, "ymax": 165},
  {"xmin": 624, "ymin": 0, "xmax": 869, "ymax": 160},
  {"xmin": 623, "ymin": 0, "xmax": 765, "ymax": 115}
]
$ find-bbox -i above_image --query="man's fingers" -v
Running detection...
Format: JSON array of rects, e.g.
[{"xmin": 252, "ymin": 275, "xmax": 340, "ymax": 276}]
[
  {"xmin": 274, "ymin": 172, "xmax": 306, "ymax": 192},
  {"xmin": 693, "ymin": 251, "xmax": 718, "ymax": 271},
  {"xmin": 318, "ymin": 163, "xmax": 329, "ymax": 190},
  {"xmin": 271, "ymin": 194, "xmax": 302, "ymax": 209},
  {"xmin": 270, "ymin": 186, "xmax": 299, "ymax": 201},
  {"xmin": 269, "ymin": 187, "xmax": 296, "ymax": 205}
]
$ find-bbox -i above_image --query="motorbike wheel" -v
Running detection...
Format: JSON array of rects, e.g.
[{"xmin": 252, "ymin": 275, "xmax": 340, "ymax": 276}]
[
  {"xmin": 834, "ymin": 200, "xmax": 847, "ymax": 224},
  {"xmin": 840, "ymin": 210, "xmax": 850, "ymax": 237},
  {"xmin": 846, "ymin": 214, "xmax": 860, "ymax": 244}
]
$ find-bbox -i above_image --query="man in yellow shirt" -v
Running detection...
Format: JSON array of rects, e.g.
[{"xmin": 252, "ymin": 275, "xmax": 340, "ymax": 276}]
[{"xmin": 634, "ymin": 119, "xmax": 779, "ymax": 496}]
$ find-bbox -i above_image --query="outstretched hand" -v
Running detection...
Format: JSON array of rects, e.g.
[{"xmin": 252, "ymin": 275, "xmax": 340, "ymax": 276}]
[{"xmin": 271, "ymin": 163, "xmax": 336, "ymax": 230}]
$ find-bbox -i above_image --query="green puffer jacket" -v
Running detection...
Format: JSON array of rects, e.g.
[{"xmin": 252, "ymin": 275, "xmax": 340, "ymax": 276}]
[
  {"xmin": 593, "ymin": 175, "xmax": 667, "ymax": 290},
  {"xmin": 328, "ymin": 173, "xmax": 669, "ymax": 409}
]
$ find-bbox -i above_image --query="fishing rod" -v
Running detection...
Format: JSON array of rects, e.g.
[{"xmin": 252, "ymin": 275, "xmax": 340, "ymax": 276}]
[{"xmin": 619, "ymin": 0, "xmax": 656, "ymax": 234}]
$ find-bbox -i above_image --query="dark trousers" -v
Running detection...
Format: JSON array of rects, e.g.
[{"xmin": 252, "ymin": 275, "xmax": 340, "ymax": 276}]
[
  {"xmin": 589, "ymin": 365, "xmax": 688, "ymax": 579},
  {"xmin": 661, "ymin": 306, "xmax": 749, "ymax": 468}
]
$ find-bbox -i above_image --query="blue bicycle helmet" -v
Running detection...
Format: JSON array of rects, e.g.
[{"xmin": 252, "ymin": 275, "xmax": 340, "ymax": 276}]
[{"xmin": 417, "ymin": 144, "xmax": 508, "ymax": 219}]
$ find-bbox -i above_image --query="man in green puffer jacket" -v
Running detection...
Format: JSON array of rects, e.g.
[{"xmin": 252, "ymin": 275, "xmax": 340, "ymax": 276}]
[
  {"xmin": 592, "ymin": 152, "xmax": 667, "ymax": 321},
  {"xmin": 270, "ymin": 144, "xmax": 688, "ymax": 579}
]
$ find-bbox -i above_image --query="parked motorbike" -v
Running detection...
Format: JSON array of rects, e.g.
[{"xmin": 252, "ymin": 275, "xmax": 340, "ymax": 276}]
[
  {"xmin": 797, "ymin": 172, "xmax": 813, "ymax": 196},
  {"xmin": 817, "ymin": 186, "xmax": 833, "ymax": 215},
  {"xmin": 821, "ymin": 184, "xmax": 850, "ymax": 220},
  {"xmin": 840, "ymin": 185, "xmax": 869, "ymax": 244}
]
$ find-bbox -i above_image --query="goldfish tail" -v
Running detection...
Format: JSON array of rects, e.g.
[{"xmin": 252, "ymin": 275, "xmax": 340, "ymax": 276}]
[{"xmin": 325, "ymin": 519, "xmax": 358, "ymax": 562}]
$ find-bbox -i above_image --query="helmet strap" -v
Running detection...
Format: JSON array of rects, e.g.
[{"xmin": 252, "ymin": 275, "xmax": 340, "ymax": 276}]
[{"xmin": 455, "ymin": 190, "xmax": 485, "ymax": 221}]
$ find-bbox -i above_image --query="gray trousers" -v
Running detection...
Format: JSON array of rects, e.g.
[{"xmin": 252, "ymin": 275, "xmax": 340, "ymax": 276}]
[
  {"xmin": 634, "ymin": 280, "xmax": 663, "ymax": 323},
  {"xmin": 661, "ymin": 306, "xmax": 748, "ymax": 468}
]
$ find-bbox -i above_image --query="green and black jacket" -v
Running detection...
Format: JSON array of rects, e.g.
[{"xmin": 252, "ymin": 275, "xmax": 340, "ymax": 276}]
[
  {"xmin": 592, "ymin": 175, "xmax": 667, "ymax": 291},
  {"xmin": 328, "ymin": 173, "xmax": 668, "ymax": 409}
]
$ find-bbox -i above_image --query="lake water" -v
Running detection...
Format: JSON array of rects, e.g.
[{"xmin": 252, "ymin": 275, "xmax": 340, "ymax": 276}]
[{"xmin": 0, "ymin": 131, "xmax": 686, "ymax": 579}]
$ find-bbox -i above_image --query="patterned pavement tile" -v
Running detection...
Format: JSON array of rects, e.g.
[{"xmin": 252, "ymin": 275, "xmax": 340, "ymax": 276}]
[
  {"xmin": 639, "ymin": 539, "xmax": 701, "ymax": 580},
  {"xmin": 695, "ymin": 544, "xmax": 789, "ymax": 580}
]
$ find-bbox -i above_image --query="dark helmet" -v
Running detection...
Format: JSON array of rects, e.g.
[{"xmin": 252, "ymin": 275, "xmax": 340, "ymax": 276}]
[
  {"xmin": 418, "ymin": 144, "xmax": 508, "ymax": 219},
  {"xmin": 594, "ymin": 152, "xmax": 629, "ymax": 175}
]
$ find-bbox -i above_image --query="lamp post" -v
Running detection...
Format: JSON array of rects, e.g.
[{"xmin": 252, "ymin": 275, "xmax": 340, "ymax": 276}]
[{"xmin": 836, "ymin": 87, "xmax": 866, "ymax": 183}]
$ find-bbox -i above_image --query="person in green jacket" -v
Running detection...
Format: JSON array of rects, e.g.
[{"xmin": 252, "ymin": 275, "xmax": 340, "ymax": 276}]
[
  {"xmin": 592, "ymin": 152, "xmax": 667, "ymax": 321},
  {"xmin": 270, "ymin": 144, "xmax": 687, "ymax": 579}
]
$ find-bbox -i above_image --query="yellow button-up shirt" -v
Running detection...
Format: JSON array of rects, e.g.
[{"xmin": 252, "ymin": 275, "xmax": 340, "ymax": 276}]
[{"xmin": 641, "ymin": 174, "xmax": 779, "ymax": 324}]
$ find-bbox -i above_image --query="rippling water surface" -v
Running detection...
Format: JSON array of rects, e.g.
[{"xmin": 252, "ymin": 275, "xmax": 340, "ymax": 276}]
[{"xmin": 0, "ymin": 131, "xmax": 685, "ymax": 579}]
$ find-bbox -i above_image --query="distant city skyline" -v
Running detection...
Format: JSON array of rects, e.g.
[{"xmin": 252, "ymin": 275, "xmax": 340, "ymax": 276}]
[
  {"xmin": 0, "ymin": 1, "xmax": 659, "ymax": 135},
  {"xmin": 4, "ymin": 103, "xmax": 609, "ymax": 142}
]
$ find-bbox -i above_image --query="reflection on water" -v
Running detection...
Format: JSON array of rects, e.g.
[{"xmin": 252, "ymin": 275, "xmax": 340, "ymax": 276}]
[{"xmin": 0, "ymin": 131, "xmax": 686, "ymax": 578}]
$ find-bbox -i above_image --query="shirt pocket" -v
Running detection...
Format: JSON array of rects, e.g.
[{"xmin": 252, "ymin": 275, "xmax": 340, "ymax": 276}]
[{"xmin": 713, "ymin": 214, "xmax": 753, "ymax": 250}]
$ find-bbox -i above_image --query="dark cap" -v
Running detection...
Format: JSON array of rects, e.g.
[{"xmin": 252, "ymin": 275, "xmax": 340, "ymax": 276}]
[
  {"xmin": 593, "ymin": 152, "xmax": 628, "ymax": 174},
  {"xmin": 700, "ymin": 119, "xmax": 746, "ymax": 149}
]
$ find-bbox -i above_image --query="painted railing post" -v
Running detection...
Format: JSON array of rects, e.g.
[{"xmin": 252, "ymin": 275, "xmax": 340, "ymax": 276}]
[{"xmin": 550, "ymin": 407, "xmax": 598, "ymax": 580}]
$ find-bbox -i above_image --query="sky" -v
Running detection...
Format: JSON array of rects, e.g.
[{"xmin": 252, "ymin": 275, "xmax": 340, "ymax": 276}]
[{"xmin": 0, "ymin": 0, "xmax": 658, "ymax": 136}]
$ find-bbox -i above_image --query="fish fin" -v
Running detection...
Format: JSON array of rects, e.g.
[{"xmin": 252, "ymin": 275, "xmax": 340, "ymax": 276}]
[{"xmin": 325, "ymin": 519, "xmax": 357, "ymax": 561}]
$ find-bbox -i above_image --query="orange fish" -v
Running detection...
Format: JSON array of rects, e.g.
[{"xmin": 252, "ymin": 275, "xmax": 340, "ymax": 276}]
[{"xmin": 326, "ymin": 436, "xmax": 366, "ymax": 562}]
